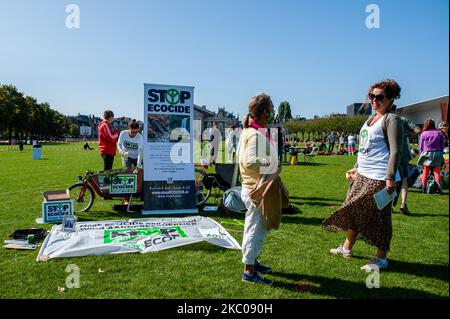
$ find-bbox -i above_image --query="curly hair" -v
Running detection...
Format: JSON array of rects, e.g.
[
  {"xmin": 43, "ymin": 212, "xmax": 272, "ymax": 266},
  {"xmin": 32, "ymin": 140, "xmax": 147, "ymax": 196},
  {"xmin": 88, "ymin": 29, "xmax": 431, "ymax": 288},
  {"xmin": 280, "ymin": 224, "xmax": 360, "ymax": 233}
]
[{"xmin": 368, "ymin": 79, "xmax": 401, "ymax": 100}]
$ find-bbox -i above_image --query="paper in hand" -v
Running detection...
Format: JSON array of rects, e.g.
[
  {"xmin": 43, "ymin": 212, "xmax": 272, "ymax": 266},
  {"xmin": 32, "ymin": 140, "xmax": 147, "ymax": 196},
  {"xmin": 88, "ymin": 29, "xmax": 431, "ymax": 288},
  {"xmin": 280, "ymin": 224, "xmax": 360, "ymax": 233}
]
[{"xmin": 373, "ymin": 188, "xmax": 397, "ymax": 210}]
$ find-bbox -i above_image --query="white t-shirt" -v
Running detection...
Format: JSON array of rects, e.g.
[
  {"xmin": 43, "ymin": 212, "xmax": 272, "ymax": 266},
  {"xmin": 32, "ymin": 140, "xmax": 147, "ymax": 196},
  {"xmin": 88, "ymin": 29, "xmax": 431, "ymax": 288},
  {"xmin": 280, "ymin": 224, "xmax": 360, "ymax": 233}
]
[
  {"xmin": 117, "ymin": 131, "xmax": 144, "ymax": 164},
  {"xmin": 357, "ymin": 116, "xmax": 400, "ymax": 181},
  {"xmin": 348, "ymin": 135, "xmax": 356, "ymax": 145}
]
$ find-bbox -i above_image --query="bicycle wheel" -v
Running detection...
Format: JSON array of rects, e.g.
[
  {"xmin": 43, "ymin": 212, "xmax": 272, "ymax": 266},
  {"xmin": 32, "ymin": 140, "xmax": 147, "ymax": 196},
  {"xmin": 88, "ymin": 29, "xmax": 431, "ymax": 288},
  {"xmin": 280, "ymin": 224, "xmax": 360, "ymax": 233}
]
[
  {"xmin": 194, "ymin": 169, "xmax": 211, "ymax": 207},
  {"xmin": 68, "ymin": 182, "xmax": 95, "ymax": 213}
]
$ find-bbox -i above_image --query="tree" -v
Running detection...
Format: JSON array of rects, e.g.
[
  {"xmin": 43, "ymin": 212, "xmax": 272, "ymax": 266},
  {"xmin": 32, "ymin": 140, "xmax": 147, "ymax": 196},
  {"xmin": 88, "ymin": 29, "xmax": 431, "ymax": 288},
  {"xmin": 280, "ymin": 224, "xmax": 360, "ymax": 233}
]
[
  {"xmin": 0, "ymin": 84, "xmax": 25, "ymax": 142},
  {"xmin": 277, "ymin": 101, "xmax": 293, "ymax": 123},
  {"xmin": 0, "ymin": 84, "xmax": 71, "ymax": 142},
  {"xmin": 69, "ymin": 123, "xmax": 79, "ymax": 137},
  {"xmin": 283, "ymin": 114, "xmax": 368, "ymax": 140}
]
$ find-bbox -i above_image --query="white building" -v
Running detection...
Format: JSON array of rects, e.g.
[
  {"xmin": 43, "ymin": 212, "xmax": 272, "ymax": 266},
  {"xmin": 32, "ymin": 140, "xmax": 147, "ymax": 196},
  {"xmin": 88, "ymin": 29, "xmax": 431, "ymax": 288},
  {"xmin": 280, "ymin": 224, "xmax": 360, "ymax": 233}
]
[{"xmin": 396, "ymin": 95, "xmax": 449, "ymax": 126}]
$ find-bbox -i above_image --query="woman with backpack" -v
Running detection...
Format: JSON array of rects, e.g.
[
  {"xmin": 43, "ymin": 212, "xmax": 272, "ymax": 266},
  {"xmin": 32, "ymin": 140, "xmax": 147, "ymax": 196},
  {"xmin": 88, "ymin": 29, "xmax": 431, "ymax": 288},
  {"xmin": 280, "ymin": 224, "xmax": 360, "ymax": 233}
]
[
  {"xmin": 322, "ymin": 79, "xmax": 404, "ymax": 272},
  {"xmin": 417, "ymin": 118, "xmax": 445, "ymax": 194}
]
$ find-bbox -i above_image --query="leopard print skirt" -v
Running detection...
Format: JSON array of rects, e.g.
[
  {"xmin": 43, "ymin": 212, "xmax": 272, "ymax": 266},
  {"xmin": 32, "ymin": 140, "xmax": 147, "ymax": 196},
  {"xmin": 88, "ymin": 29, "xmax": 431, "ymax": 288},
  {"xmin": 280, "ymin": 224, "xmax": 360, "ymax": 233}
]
[{"xmin": 321, "ymin": 173, "xmax": 392, "ymax": 251}]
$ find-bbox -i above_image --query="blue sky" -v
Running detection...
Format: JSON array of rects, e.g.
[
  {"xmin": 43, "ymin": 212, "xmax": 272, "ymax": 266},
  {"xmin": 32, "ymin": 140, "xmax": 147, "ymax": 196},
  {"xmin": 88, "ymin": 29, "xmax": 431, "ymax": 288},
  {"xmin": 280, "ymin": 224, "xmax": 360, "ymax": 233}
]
[{"xmin": 0, "ymin": 0, "xmax": 448, "ymax": 121}]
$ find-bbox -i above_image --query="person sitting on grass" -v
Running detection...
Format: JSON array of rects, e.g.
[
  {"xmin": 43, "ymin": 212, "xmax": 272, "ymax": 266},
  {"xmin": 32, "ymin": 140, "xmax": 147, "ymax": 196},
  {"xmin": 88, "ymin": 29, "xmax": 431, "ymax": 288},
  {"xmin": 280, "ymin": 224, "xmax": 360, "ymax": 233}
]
[
  {"xmin": 318, "ymin": 140, "xmax": 327, "ymax": 153},
  {"xmin": 83, "ymin": 142, "xmax": 94, "ymax": 150}
]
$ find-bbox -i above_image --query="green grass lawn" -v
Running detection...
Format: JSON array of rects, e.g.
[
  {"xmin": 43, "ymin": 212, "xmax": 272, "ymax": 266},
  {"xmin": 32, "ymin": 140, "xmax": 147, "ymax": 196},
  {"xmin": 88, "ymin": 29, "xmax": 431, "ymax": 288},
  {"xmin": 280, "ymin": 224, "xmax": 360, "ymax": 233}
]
[{"xmin": 0, "ymin": 142, "xmax": 448, "ymax": 299}]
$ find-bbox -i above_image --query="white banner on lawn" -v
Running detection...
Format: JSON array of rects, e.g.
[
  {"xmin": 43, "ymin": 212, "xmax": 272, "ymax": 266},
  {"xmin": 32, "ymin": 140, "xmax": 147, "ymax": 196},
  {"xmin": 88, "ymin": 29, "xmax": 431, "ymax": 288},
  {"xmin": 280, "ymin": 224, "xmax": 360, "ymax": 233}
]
[{"xmin": 36, "ymin": 216, "xmax": 241, "ymax": 261}]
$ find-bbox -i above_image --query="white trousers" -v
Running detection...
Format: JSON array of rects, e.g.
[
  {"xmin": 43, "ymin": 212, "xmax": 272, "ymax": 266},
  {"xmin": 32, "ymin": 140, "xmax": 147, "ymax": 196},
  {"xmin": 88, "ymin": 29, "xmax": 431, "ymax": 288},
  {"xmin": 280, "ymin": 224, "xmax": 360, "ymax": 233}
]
[{"xmin": 241, "ymin": 187, "xmax": 268, "ymax": 265}]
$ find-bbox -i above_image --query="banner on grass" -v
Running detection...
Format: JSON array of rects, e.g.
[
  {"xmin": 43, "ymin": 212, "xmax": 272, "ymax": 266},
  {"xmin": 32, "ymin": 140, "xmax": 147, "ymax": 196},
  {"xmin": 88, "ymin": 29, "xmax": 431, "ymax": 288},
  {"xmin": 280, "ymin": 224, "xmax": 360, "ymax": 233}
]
[
  {"xmin": 143, "ymin": 83, "xmax": 197, "ymax": 215},
  {"xmin": 36, "ymin": 216, "xmax": 241, "ymax": 260}
]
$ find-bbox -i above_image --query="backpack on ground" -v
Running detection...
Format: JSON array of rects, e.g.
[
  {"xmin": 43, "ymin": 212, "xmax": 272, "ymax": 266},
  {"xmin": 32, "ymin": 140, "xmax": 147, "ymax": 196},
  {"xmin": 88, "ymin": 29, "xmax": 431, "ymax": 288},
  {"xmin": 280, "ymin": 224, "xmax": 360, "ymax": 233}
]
[
  {"xmin": 407, "ymin": 165, "xmax": 421, "ymax": 188},
  {"xmin": 222, "ymin": 186, "xmax": 246, "ymax": 213},
  {"xmin": 426, "ymin": 176, "xmax": 438, "ymax": 194}
]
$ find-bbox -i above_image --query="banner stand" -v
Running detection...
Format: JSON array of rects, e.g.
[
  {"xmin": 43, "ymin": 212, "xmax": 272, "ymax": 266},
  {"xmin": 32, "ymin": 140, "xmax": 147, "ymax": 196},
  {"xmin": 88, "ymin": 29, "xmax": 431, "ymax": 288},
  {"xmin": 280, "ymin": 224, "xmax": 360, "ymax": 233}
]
[{"xmin": 143, "ymin": 83, "xmax": 197, "ymax": 215}]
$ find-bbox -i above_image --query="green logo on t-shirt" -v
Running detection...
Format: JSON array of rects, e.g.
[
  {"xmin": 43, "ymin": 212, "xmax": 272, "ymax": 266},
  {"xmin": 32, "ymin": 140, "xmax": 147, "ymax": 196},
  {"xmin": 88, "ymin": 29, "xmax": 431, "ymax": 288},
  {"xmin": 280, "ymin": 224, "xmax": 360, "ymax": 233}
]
[
  {"xmin": 124, "ymin": 140, "xmax": 138, "ymax": 150},
  {"xmin": 360, "ymin": 129, "xmax": 369, "ymax": 147}
]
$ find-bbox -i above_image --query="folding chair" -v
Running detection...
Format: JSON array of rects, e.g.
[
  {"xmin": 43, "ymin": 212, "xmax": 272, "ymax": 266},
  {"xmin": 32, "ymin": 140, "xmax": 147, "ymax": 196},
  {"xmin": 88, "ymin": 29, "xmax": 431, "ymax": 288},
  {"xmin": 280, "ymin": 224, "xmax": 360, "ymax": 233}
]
[{"xmin": 203, "ymin": 163, "xmax": 241, "ymax": 205}]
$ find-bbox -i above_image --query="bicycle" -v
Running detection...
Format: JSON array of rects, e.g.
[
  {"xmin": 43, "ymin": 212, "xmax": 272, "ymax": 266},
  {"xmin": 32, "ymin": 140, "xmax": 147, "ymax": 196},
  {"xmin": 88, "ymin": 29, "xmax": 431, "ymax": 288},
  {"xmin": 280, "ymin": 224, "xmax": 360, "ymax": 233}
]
[
  {"xmin": 194, "ymin": 164, "xmax": 212, "ymax": 208},
  {"xmin": 70, "ymin": 166, "xmax": 212, "ymax": 213},
  {"xmin": 68, "ymin": 168, "xmax": 144, "ymax": 213}
]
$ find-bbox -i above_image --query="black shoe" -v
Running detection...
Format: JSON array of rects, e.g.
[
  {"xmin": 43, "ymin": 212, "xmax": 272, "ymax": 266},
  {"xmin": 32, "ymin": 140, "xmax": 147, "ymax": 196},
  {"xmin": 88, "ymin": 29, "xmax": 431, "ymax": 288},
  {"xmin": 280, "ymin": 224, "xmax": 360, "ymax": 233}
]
[
  {"xmin": 282, "ymin": 204, "xmax": 301, "ymax": 215},
  {"xmin": 255, "ymin": 260, "xmax": 273, "ymax": 274},
  {"xmin": 400, "ymin": 204, "xmax": 411, "ymax": 215}
]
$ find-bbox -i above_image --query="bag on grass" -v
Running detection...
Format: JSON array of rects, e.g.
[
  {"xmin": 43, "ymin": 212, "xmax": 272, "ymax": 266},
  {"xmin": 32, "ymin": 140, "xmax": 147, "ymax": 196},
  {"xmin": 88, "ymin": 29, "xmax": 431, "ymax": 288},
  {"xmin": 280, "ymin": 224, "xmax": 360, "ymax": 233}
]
[
  {"xmin": 407, "ymin": 165, "xmax": 421, "ymax": 188},
  {"xmin": 426, "ymin": 176, "xmax": 437, "ymax": 194},
  {"xmin": 222, "ymin": 186, "xmax": 246, "ymax": 213}
]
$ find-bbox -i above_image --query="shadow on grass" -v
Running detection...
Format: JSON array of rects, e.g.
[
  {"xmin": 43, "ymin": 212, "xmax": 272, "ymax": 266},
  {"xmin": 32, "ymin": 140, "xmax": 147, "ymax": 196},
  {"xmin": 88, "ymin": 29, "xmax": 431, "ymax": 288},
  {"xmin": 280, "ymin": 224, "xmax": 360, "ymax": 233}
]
[
  {"xmin": 281, "ymin": 215, "xmax": 325, "ymax": 226},
  {"xmin": 387, "ymin": 260, "xmax": 449, "ymax": 282},
  {"xmin": 199, "ymin": 210, "xmax": 246, "ymax": 220},
  {"xmin": 290, "ymin": 200, "xmax": 340, "ymax": 208},
  {"xmin": 408, "ymin": 212, "xmax": 449, "ymax": 218},
  {"xmin": 296, "ymin": 162, "xmax": 328, "ymax": 167},
  {"xmin": 271, "ymin": 272, "xmax": 445, "ymax": 299},
  {"xmin": 175, "ymin": 241, "xmax": 238, "ymax": 253},
  {"xmin": 347, "ymin": 256, "xmax": 449, "ymax": 281},
  {"xmin": 289, "ymin": 196, "xmax": 342, "ymax": 202}
]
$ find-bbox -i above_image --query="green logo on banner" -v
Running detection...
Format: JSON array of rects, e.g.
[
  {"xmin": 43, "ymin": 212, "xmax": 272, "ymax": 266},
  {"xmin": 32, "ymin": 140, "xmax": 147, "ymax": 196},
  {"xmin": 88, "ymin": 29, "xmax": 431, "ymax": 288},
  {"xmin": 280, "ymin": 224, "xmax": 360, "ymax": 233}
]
[
  {"xmin": 104, "ymin": 227, "xmax": 188, "ymax": 245},
  {"xmin": 165, "ymin": 89, "xmax": 180, "ymax": 106},
  {"xmin": 360, "ymin": 129, "xmax": 369, "ymax": 147},
  {"xmin": 109, "ymin": 174, "xmax": 137, "ymax": 194}
]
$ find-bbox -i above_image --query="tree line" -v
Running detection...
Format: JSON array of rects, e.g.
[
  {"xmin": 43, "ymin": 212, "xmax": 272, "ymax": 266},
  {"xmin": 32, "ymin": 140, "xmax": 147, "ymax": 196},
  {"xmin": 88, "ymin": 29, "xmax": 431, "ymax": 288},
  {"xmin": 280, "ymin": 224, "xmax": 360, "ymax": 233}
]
[
  {"xmin": 0, "ymin": 84, "xmax": 70, "ymax": 142},
  {"xmin": 283, "ymin": 114, "xmax": 369, "ymax": 141}
]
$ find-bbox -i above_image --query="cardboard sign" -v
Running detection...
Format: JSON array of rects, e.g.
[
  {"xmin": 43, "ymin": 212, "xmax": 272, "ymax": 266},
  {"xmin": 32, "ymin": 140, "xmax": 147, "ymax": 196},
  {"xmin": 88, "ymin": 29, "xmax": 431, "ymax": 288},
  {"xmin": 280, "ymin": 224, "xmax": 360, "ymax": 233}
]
[
  {"xmin": 42, "ymin": 200, "xmax": 74, "ymax": 224},
  {"xmin": 109, "ymin": 174, "xmax": 137, "ymax": 194}
]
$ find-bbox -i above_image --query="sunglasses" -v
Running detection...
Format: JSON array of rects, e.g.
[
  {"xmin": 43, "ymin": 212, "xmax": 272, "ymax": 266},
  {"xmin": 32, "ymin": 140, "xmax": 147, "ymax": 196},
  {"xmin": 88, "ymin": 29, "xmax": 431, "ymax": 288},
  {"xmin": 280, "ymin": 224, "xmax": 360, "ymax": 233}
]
[{"xmin": 368, "ymin": 93, "xmax": 385, "ymax": 102}]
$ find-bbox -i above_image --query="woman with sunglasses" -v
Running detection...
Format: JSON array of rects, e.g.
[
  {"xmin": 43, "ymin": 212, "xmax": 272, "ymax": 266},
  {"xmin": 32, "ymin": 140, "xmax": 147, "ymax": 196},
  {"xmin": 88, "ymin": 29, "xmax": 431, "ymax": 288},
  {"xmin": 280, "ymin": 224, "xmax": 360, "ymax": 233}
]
[
  {"xmin": 322, "ymin": 79, "xmax": 404, "ymax": 271},
  {"xmin": 117, "ymin": 120, "xmax": 144, "ymax": 168}
]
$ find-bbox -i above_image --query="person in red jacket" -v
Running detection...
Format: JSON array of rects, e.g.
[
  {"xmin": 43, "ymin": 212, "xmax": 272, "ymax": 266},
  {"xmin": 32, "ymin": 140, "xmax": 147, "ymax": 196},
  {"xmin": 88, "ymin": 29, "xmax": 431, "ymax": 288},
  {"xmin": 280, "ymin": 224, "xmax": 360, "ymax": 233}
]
[{"xmin": 98, "ymin": 110, "xmax": 119, "ymax": 171}]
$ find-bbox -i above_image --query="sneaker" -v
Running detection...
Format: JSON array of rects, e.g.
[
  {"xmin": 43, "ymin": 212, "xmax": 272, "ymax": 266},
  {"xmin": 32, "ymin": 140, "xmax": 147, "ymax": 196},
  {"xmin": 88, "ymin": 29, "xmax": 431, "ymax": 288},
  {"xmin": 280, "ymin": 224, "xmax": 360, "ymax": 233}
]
[
  {"xmin": 400, "ymin": 204, "xmax": 411, "ymax": 215},
  {"xmin": 329, "ymin": 244, "xmax": 352, "ymax": 258},
  {"xmin": 242, "ymin": 271, "xmax": 273, "ymax": 286},
  {"xmin": 361, "ymin": 258, "xmax": 388, "ymax": 272},
  {"xmin": 255, "ymin": 260, "xmax": 273, "ymax": 274}
]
